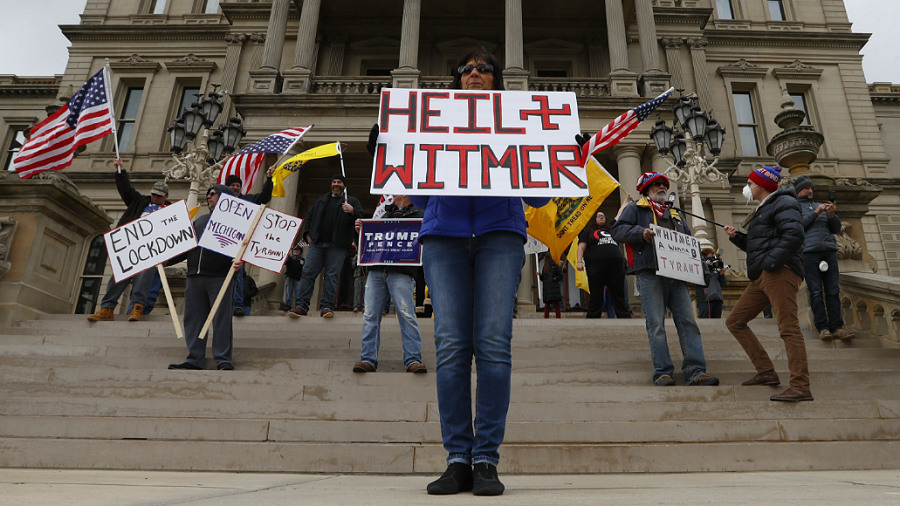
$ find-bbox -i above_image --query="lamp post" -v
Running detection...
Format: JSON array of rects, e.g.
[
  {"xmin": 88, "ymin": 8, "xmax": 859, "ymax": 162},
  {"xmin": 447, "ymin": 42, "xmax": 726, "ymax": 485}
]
[
  {"xmin": 649, "ymin": 90, "xmax": 727, "ymax": 251},
  {"xmin": 164, "ymin": 85, "xmax": 245, "ymax": 209}
]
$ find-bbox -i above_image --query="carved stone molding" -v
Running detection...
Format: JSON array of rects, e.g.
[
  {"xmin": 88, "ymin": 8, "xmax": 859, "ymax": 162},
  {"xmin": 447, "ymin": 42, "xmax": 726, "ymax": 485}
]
[
  {"xmin": 772, "ymin": 59, "xmax": 824, "ymax": 80},
  {"xmin": 661, "ymin": 37, "xmax": 684, "ymax": 49},
  {"xmin": 836, "ymin": 222, "xmax": 863, "ymax": 262},
  {"xmin": 164, "ymin": 53, "xmax": 217, "ymax": 73},
  {"xmin": 686, "ymin": 37, "xmax": 708, "ymax": 49},
  {"xmin": 109, "ymin": 54, "xmax": 161, "ymax": 73},
  {"xmin": 717, "ymin": 58, "xmax": 768, "ymax": 78},
  {"xmin": 0, "ymin": 216, "xmax": 17, "ymax": 279}
]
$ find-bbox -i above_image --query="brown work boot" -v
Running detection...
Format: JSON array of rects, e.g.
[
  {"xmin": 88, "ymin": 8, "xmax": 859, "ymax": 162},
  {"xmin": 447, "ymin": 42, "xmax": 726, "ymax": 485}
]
[
  {"xmin": 87, "ymin": 307, "xmax": 114, "ymax": 322},
  {"xmin": 127, "ymin": 303, "xmax": 144, "ymax": 322},
  {"xmin": 742, "ymin": 369, "xmax": 780, "ymax": 386}
]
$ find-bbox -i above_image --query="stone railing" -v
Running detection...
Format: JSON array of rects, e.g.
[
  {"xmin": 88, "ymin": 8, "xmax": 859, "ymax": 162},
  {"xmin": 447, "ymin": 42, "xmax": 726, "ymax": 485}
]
[
  {"xmin": 836, "ymin": 271, "xmax": 900, "ymax": 348},
  {"xmin": 310, "ymin": 77, "xmax": 391, "ymax": 95},
  {"xmin": 419, "ymin": 77, "xmax": 452, "ymax": 89},
  {"xmin": 529, "ymin": 78, "xmax": 609, "ymax": 98}
]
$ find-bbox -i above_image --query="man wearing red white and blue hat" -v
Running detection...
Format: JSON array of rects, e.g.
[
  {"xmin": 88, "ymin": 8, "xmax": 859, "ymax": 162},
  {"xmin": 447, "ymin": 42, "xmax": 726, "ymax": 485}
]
[
  {"xmin": 611, "ymin": 172, "xmax": 719, "ymax": 387},
  {"xmin": 724, "ymin": 165, "xmax": 813, "ymax": 402}
]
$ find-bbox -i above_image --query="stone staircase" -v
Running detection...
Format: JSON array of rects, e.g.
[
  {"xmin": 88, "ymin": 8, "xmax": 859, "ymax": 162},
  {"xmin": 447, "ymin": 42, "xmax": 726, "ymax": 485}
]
[{"xmin": 1, "ymin": 313, "xmax": 900, "ymax": 474}]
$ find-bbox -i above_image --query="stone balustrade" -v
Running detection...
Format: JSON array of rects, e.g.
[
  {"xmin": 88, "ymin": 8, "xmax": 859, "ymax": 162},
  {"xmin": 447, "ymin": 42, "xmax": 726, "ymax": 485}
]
[
  {"xmin": 837, "ymin": 271, "xmax": 900, "ymax": 347},
  {"xmin": 310, "ymin": 77, "xmax": 391, "ymax": 95},
  {"xmin": 529, "ymin": 78, "xmax": 610, "ymax": 97}
]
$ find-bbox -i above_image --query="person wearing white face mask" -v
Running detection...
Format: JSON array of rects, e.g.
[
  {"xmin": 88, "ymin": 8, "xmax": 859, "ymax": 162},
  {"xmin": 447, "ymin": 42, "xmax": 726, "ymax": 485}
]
[{"xmin": 724, "ymin": 165, "xmax": 812, "ymax": 402}]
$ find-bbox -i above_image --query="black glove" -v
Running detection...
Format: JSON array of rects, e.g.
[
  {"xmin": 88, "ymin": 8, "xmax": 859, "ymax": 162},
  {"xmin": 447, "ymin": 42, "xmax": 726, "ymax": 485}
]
[
  {"xmin": 366, "ymin": 124, "xmax": 379, "ymax": 156},
  {"xmin": 575, "ymin": 132, "xmax": 592, "ymax": 148}
]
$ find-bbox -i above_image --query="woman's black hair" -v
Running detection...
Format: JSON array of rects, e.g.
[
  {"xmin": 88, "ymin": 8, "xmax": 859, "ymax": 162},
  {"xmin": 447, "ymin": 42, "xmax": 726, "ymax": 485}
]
[
  {"xmin": 450, "ymin": 47, "xmax": 504, "ymax": 91},
  {"xmin": 588, "ymin": 210, "xmax": 612, "ymax": 233}
]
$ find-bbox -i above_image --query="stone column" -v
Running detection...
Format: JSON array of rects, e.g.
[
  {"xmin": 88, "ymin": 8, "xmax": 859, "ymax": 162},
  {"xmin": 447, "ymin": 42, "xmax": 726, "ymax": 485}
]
[
  {"xmin": 687, "ymin": 38, "xmax": 712, "ymax": 110},
  {"xmin": 606, "ymin": 0, "xmax": 638, "ymax": 96},
  {"xmin": 282, "ymin": 0, "xmax": 322, "ymax": 94},
  {"xmin": 504, "ymin": 0, "xmax": 529, "ymax": 90},
  {"xmin": 615, "ymin": 144, "xmax": 644, "ymax": 203},
  {"xmin": 392, "ymin": 0, "xmax": 421, "ymax": 88},
  {"xmin": 662, "ymin": 37, "xmax": 684, "ymax": 91},
  {"xmin": 248, "ymin": 0, "xmax": 290, "ymax": 94},
  {"xmin": 634, "ymin": 0, "xmax": 670, "ymax": 95},
  {"xmin": 222, "ymin": 33, "xmax": 248, "ymax": 108}
]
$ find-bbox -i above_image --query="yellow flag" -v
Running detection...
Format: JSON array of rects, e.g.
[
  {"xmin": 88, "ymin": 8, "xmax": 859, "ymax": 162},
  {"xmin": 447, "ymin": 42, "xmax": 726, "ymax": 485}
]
[
  {"xmin": 525, "ymin": 156, "xmax": 619, "ymax": 262},
  {"xmin": 566, "ymin": 235, "xmax": 590, "ymax": 293},
  {"xmin": 272, "ymin": 142, "xmax": 343, "ymax": 198},
  {"xmin": 188, "ymin": 205, "xmax": 201, "ymax": 219}
]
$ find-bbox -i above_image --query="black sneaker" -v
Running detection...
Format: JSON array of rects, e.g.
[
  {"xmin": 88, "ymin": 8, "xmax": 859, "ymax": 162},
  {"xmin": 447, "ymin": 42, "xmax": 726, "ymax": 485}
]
[
  {"xmin": 472, "ymin": 462, "xmax": 504, "ymax": 496},
  {"xmin": 426, "ymin": 463, "xmax": 473, "ymax": 495},
  {"xmin": 168, "ymin": 362, "xmax": 203, "ymax": 370},
  {"xmin": 217, "ymin": 362, "xmax": 234, "ymax": 371}
]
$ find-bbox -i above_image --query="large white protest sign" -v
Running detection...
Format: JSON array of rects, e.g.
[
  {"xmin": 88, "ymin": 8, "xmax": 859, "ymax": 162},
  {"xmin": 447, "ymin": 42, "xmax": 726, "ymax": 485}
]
[
  {"xmin": 651, "ymin": 224, "xmax": 704, "ymax": 285},
  {"xmin": 198, "ymin": 193, "xmax": 260, "ymax": 258},
  {"xmin": 244, "ymin": 208, "xmax": 303, "ymax": 272},
  {"xmin": 105, "ymin": 200, "xmax": 197, "ymax": 282},
  {"xmin": 371, "ymin": 88, "xmax": 586, "ymax": 198}
]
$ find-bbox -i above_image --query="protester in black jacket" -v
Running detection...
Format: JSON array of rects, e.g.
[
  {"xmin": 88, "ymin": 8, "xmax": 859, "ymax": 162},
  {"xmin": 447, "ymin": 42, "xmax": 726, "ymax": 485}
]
[
  {"xmin": 87, "ymin": 159, "xmax": 171, "ymax": 322},
  {"xmin": 288, "ymin": 174, "xmax": 363, "ymax": 318},
  {"xmin": 168, "ymin": 184, "xmax": 241, "ymax": 371},
  {"xmin": 725, "ymin": 165, "xmax": 812, "ymax": 403},
  {"xmin": 225, "ymin": 166, "xmax": 275, "ymax": 315}
]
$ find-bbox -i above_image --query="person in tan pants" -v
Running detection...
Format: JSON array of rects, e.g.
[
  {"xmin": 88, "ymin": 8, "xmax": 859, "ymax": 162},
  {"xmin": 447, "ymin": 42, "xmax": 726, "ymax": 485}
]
[{"xmin": 724, "ymin": 165, "xmax": 812, "ymax": 402}]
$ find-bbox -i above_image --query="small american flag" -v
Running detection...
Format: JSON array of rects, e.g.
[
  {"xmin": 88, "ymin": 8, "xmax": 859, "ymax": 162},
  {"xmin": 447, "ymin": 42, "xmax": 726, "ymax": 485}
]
[
  {"xmin": 580, "ymin": 87, "xmax": 673, "ymax": 166},
  {"xmin": 13, "ymin": 69, "xmax": 115, "ymax": 179},
  {"xmin": 217, "ymin": 126, "xmax": 310, "ymax": 192}
]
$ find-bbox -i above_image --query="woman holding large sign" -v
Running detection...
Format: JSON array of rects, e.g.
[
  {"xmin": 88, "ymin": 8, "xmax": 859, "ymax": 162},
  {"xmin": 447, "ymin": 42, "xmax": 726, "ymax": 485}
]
[{"xmin": 396, "ymin": 49, "xmax": 551, "ymax": 496}]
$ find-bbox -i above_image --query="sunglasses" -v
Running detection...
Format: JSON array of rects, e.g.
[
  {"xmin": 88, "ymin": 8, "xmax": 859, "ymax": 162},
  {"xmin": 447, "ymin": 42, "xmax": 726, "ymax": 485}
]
[
  {"xmin": 458, "ymin": 63, "xmax": 493, "ymax": 75},
  {"xmin": 207, "ymin": 191, "xmax": 217, "ymax": 196}
]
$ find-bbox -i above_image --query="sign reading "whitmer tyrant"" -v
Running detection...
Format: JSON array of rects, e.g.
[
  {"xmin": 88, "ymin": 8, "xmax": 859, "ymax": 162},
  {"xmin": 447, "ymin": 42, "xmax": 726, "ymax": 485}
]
[
  {"xmin": 370, "ymin": 88, "xmax": 586, "ymax": 198},
  {"xmin": 651, "ymin": 224, "xmax": 704, "ymax": 285}
]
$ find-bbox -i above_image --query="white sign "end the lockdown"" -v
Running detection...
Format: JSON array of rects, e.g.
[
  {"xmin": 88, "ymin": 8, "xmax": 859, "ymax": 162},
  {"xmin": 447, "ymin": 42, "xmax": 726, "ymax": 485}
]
[{"xmin": 105, "ymin": 200, "xmax": 197, "ymax": 283}]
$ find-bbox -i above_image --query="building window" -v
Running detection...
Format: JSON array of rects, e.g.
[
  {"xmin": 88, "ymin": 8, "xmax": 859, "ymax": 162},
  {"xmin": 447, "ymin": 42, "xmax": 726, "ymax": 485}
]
[
  {"xmin": 716, "ymin": 0, "xmax": 734, "ymax": 19},
  {"xmin": 74, "ymin": 236, "xmax": 108, "ymax": 314},
  {"xmin": 202, "ymin": 0, "xmax": 220, "ymax": 14},
  {"xmin": 789, "ymin": 91, "xmax": 810, "ymax": 126},
  {"xmin": 768, "ymin": 0, "xmax": 786, "ymax": 21},
  {"xmin": 535, "ymin": 70, "xmax": 569, "ymax": 78},
  {"xmin": 117, "ymin": 87, "xmax": 144, "ymax": 151},
  {"xmin": 3, "ymin": 128, "xmax": 27, "ymax": 171},
  {"xmin": 149, "ymin": 0, "xmax": 167, "ymax": 14},
  {"xmin": 178, "ymin": 86, "xmax": 201, "ymax": 117},
  {"xmin": 732, "ymin": 91, "xmax": 761, "ymax": 157}
]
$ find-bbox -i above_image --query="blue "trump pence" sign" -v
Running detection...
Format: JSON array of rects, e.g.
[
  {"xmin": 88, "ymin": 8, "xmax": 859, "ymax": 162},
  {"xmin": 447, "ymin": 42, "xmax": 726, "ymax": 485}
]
[{"xmin": 358, "ymin": 219, "xmax": 423, "ymax": 266}]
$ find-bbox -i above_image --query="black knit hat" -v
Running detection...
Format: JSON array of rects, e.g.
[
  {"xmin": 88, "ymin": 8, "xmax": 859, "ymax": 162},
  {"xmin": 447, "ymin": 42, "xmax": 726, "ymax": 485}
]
[
  {"xmin": 224, "ymin": 175, "xmax": 243, "ymax": 187},
  {"xmin": 793, "ymin": 175, "xmax": 814, "ymax": 193},
  {"xmin": 332, "ymin": 174, "xmax": 346, "ymax": 184}
]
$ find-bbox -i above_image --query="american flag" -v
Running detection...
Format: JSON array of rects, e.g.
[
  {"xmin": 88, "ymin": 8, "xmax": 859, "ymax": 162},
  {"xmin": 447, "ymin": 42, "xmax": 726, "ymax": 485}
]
[
  {"xmin": 580, "ymin": 87, "xmax": 673, "ymax": 166},
  {"xmin": 372, "ymin": 194, "xmax": 394, "ymax": 219},
  {"xmin": 13, "ymin": 69, "xmax": 114, "ymax": 179},
  {"xmin": 217, "ymin": 126, "xmax": 310, "ymax": 192}
]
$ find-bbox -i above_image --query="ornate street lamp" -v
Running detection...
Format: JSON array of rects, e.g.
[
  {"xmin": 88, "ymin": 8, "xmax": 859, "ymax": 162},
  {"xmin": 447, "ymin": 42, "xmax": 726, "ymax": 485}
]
[
  {"xmin": 649, "ymin": 90, "xmax": 728, "ymax": 251},
  {"xmin": 163, "ymin": 85, "xmax": 245, "ymax": 208}
]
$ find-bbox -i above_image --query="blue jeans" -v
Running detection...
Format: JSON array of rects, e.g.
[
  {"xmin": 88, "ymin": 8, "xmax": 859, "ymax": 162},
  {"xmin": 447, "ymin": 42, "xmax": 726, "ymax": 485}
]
[
  {"xmin": 99, "ymin": 268, "xmax": 155, "ymax": 309},
  {"xmin": 422, "ymin": 232, "xmax": 523, "ymax": 467},
  {"xmin": 803, "ymin": 250, "xmax": 843, "ymax": 332},
  {"xmin": 283, "ymin": 277, "xmax": 302, "ymax": 308},
  {"xmin": 358, "ymin": 269, "xmax": 422, "ymax": 368},
  {"xmin": 296, "ymin": 243, "xmax": 347, "ymax": 311},
  {"xmin": 635, "ymin": 272, "xmax": 708, "ymax": 383}
]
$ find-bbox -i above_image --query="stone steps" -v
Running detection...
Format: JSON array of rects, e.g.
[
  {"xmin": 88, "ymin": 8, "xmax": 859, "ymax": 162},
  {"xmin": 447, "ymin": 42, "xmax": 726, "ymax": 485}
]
[{"xmin": 0, "ymin": 314, "xmax": 898, "ymax": 473}]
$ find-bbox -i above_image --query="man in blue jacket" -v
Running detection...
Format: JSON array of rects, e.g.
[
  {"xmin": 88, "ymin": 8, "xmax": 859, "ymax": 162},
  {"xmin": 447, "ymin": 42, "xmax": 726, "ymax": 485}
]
[
  {"xmin": 793, "ymin": 175, "xmax": 852, "ymax": 341},
  {"xmin": 611, "ymin": 172, "xmax": 719, "ymax": 387}
]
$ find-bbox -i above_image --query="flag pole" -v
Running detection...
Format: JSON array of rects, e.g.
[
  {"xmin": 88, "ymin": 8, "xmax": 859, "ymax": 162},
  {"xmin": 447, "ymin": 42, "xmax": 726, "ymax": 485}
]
[
  {"xmin": 197, "ymin": 204, "xmax": 267, "ymax": 340},
  {"xmin": 104, "ymin": 59, "xmax": 122, "ymax": 166},
  {"xmin": 336, "ymin": 141, "xmax": 348, "ymax": 203}
]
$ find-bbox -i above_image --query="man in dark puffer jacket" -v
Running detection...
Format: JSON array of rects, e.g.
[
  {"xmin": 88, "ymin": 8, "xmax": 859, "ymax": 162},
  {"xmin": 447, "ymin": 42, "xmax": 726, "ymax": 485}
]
[{"xmin": 725, "ymin": 165, "xmax": 812, "ymax": 402}]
